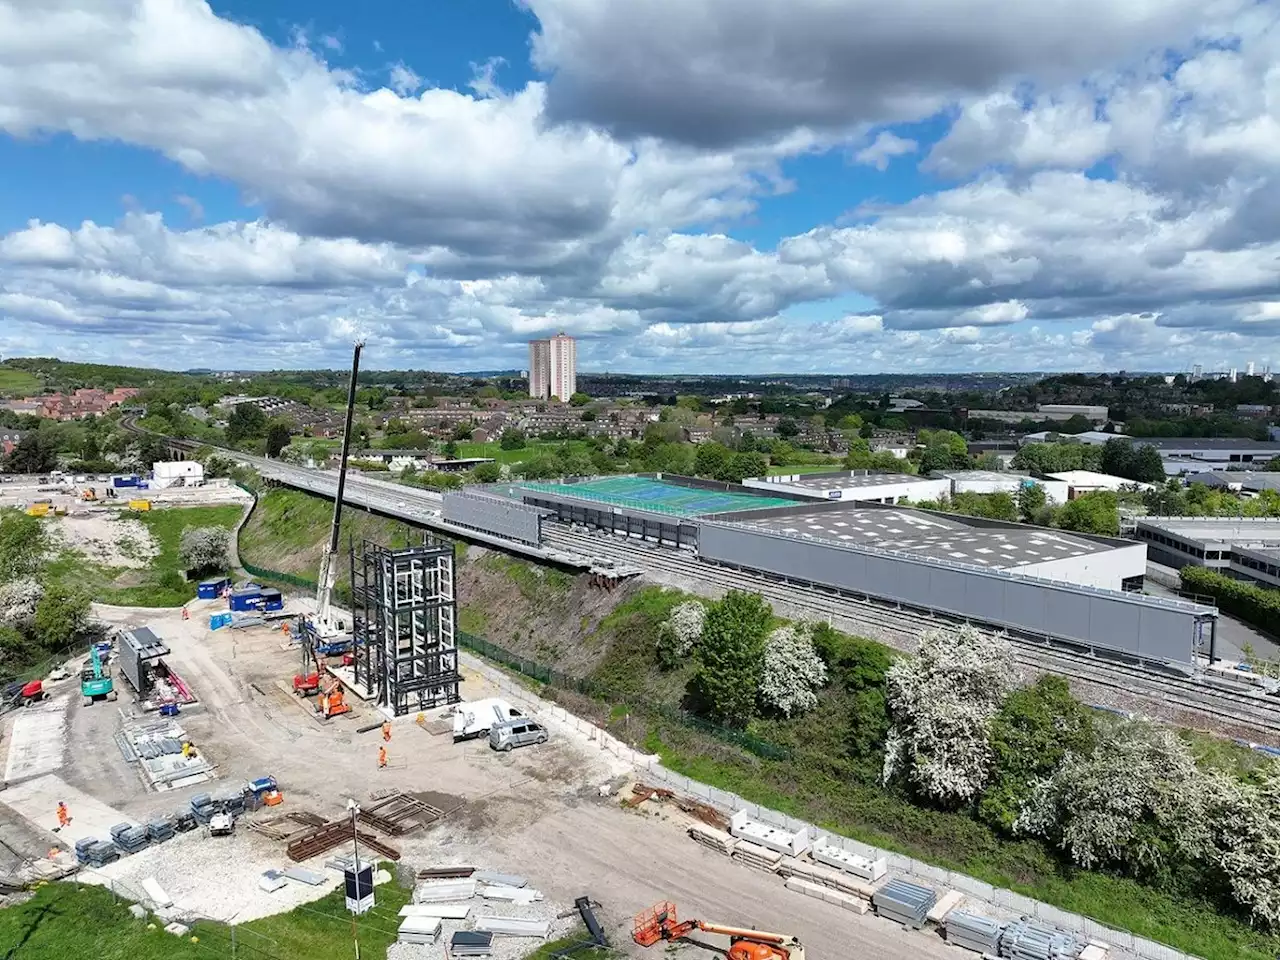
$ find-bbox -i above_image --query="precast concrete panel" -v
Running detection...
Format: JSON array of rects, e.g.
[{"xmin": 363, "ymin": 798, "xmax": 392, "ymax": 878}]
[
  {"xmin": 696, "ymin": 522, "xmax": 1203, "ymax": 665},
  {"xmin": 443, "ymin": 491, "xmax": 545, "ymax": 545}
]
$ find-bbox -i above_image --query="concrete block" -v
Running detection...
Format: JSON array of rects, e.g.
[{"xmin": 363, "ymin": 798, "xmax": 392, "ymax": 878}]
[
  {"xmin": 926, "ymin": 890, "xmax": 964, "ymax": 924},
  {"xmin": 784, "ymin": 877, "xmax": 869, "ymax": 914},
  {"xmin": 164, "ymin": 922, "xmax": 190, "ymax": 937},
  {"xmin": 128, "ymin": 904, "xmax": 147, "ymax": 919}
]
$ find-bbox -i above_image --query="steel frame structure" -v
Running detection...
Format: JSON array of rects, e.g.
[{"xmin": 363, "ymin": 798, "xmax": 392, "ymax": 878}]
[{"xmin": 351, "ymin": 537, "xmax": 460, "ymax": 716}]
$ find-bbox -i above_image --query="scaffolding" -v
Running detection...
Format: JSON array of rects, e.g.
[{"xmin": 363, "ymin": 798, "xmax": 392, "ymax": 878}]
[{"xmin": 351, "ymin": 537, "xmax": 461, "ymax": 716}]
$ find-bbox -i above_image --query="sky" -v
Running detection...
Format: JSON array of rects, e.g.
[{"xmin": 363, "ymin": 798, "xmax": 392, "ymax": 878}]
[{"xmin": 1, "ymin": 1, "xmax": 1279, "ymax": 375}]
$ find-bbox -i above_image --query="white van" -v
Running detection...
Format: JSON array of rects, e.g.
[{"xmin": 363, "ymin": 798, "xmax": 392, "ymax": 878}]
[{"xmin": 452, "ymin": 698, "xmax": 523, "ymax": 741}]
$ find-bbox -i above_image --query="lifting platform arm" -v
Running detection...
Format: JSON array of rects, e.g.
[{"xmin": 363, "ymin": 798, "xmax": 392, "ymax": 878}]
[
  {"xmin": 313, "ymin": 339, "xmax": 363, "ymax": 634},
  {"xmin": 632, "ymin": 902, "xmax": 805, "ymax": 960}
]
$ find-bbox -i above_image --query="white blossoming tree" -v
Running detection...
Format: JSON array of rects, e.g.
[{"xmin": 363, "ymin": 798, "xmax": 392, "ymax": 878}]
[
  {"xmin": 1016, "ymin": 720, "xmax": 1214, "ymax": 878},
  {"xmin": 178, "ymin": 526, "xmax": 232, "ymax": 576},
  {"xmin": 0, "ymin": 577, "xmax": 43, "ymax": 632},
  {"xmin": 758, "ymin": 620, "xmax": 828, "ymax": 717},
  {"xmin": 1208, "ymin": 761, "xmax": 1280, "ymax": 927},
  {"xmin": 882, "ymin": 624, "xmax": 1017, "ymax": 805},
  {"xmin": 656, "ymin": 600, "xmax": 707, "ymax": 668}
]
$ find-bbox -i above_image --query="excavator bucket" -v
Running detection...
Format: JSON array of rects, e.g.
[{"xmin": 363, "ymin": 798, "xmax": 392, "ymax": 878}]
[{"xmin": 633, "ymin": 901, "xmax": 677, "ymax": 947}]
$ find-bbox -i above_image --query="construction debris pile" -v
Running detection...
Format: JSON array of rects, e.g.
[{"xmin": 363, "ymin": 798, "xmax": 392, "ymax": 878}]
[
  {"xmin": 627, "ymin": 782, "xmax": 1115, "ymax": 960},
  {"xmin": 114, "ymin": 719, "xmax": 214, "ymax": 790}
]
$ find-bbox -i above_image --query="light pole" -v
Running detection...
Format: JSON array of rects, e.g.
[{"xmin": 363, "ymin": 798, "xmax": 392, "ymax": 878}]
[{"xmin": 347, "ymin": 798, "xmax": 361, "ymax": 960}]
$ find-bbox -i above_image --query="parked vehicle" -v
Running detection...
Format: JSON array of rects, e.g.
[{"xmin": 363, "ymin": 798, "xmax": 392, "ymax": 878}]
[
  {"xmin": 453, "ymin": 698, "xmax": 523, "ymax": 741},
  {"xmin": 489, "ymin": 717, "xmax": 548, "ymax": 752},
  {"xmin": 208, "ymin": 812, "xmax": 233, "ymax": 837}
]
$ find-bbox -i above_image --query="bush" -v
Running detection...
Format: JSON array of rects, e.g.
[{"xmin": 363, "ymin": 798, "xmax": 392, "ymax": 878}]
[
  {"xmin": 690, "ymin": 590, "xmax": 771, "ymax": 727},
  {"xmin": 656, "ymin": 600, "xmax": 706, "ymax": 669},
  {"xmin": 178, "ymin": 526, "xmax": 231, "ymax": 576},
  {"xmin": 759, "ymin": 620, "xmax": 827, "ymax": 717},
  {"xmin": 1181, "ymin": 567, "xmax": 1280, "ymax": 636}
]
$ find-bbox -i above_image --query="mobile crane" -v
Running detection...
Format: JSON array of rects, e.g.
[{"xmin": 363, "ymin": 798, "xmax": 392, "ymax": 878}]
[
  {"xmin": 292, "ymin": 341, "xmax": 362, "ymax": 709},
  {"xmin": 632, "ymin": 902, "xmax": 805, "ymax": 960}
]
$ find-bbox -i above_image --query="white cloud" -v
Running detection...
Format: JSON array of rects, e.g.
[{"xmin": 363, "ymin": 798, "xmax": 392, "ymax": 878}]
[
  {"xmin": 854, "ymin": 132, "xmax": 919, "ymax": 171},
  {"xmin": 387, "ymin": 63, "xmax": 421, "ymax": 96}
]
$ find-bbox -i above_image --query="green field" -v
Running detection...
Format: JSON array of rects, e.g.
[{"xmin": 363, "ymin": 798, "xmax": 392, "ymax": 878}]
[
  {"xmin": 45, "ymin": 503, "xmax": 244, "ymax": 606},
  {"xmin": 455, "ymin": 439, "xmax": 591, "ymax": 464},
  {"xmin": 0, "ymin": 867, "xmax": 411, "ymax": 960},
  {"xmin": 0, "ymin": 367, "xmax": 41, "ymax": 396},
  {"xmin": 765, "ymin": 462, "xmax": 843, "ymax": 476}
]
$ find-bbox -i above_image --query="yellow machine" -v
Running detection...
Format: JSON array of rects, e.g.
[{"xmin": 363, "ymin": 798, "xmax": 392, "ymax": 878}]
[
  {"xmin": 25, "ymin": 503, "xmax": 50, "ymax": 517},
  {"xmin": 128, "ymin": 499, "xmax": 151, "ymax": 511}
]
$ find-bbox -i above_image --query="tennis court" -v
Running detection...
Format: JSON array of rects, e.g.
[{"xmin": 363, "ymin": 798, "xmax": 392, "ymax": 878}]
[{"xmin": 520, "ymin": 476, "xmax": 795, "ymax": 516}]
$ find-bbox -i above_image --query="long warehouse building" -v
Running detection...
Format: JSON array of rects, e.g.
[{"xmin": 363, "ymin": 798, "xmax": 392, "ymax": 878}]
[{"xmin": 445, "ymin": 474, "xmax": 1216, "ymax": 668}]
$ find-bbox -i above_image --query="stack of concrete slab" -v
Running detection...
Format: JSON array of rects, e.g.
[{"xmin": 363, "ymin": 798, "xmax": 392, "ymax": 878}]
[
  {"xmin": 479, "ymin": 884, "xmax": 543, "ymax": 903},
  {"xmin": 450, "ymin": 931, "xmax": 494, "ymax": 956},
  {"xmin": 783, "ymin": 876, "xmax": 869, "ymax": 914},
  {"xmin": 414, "ymin": 878, "xmax": 476, "ymax": 903},
  {"xmin": 946, "ymin": 911, "xmax": 1005, "ymax": 953},
  {"xmin": 475, "ymin": 915, "xmax": 551, "ymax": 938},
  {"xmin": 172, "ymin": 812, "xmax": 198, "ymax": 832},
  {"xmin": 190, "ymin": 794, "xmax": 217, "ymax": 824},
  {"xmin": 399, "ymin": 904, "xmax": 472, "ymax": 921},
  {"xmin": 472, "ymin": 870, "xmax": 525, "ymax": 887},
  {"xmin": 259, "ymin": 870, "xmax": 288, "ymax": 893},
  {"xmin": 999, "ymin": 919, "xmax": 1086, "ymax": 960},
  {"xmin": 74, "ymin": 837, "xmax": 120, "ymax": 868},
  {"xmin": 688, "ymin": 823, "xmax": 737, "ymax": 856},
  {"xmin": 729, "ymin": 810, "xmax": 810, "ymax": 857},
  {"xmin": 872, "ymin": 878, "xmax": 936, "ymax": 929},
  {"xmin": 775, "ymin": 857, "xmax": 876, "ymax": 900},
  {"xmin": 147, "ymin": 817, "xmax": 175, "ymax": 844},
  {"xmin": 927, "ymin": 890, "xmax": 965, "ymax": 924},
  {"xmin": 812, "ymin": 838, "xmax": 887, "ymax": 882},
  {"xmin": 397, "ymin": 916, "xmax": 442, "ymax": 944},
  {"xmin": 731, "ymin": 839, "xmax": 783, "ymax": 871}
]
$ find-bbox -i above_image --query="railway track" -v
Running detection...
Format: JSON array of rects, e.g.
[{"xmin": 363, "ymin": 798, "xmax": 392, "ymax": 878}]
[{"xmin": 542, "ymin": 525, "xmax": 1280, "ymax": 737}]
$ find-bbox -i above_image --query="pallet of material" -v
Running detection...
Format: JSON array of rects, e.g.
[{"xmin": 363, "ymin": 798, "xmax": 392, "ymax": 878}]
[
  {"xmin": 399, "ymin": 903, "xmax": 472, "ymax": 920},
  {"xmin": 286, "ymin": 820, "xmax": 401, "ymax": 862},
  {"xmin": 475, "ymin": 915, "xmax": 551, "ymax": 938},
  {"xmin": 811, "ymin": 839, "xmax": 887, "ymax": 882},
  {"xmin": 480, "ymin": 884, "xmax": 543, "ymax": 903},
  {"xmin": 688, "ymin": 822, "xmax": 737, "ymax": 856},
  {"xmin": 418, "ymin": 865, "xmax": 476, "ymax": 879},
  {"xmin": 944, "ymin": 910, "xmax": 1004, "ymax": 954},
  {"xmin": 472, "ymin": 870, "xmax": 526, "ymax": 888},
  {"xmin": 775, "ymin": 857, "xmax": 876, "ymax": 900},
  {"xmin": 926, "ymin": 889, "xmax": 964, "ymax": 924},
  {"xmin": 451, "ymin": 931, "xmax": 495, "ymax": 956},
  {"xmin": 414, "ymin": 878, "xmax": 477, "ymax": 903},
  {"xmin": 730, "ymin": 809, "xmax": 810, "ymax": 857},
  {"xmin": 784, "ymin": 877, "xmax": 869, "ymax": 914},
  {"xmin": 397, "ymin": 916, "xmax": 442, "ymax": 945},
  {"xmin": 357, "ymin": 791, "xmax": 444, "ymax": 836},
  {"xmin": 731, "ymin": 839, "xmax": 784, "ymax": 871}
]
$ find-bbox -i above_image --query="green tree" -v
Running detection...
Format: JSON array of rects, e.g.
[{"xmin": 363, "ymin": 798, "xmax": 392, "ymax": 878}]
[
  {"xmin": 694, "ymin": 442, "xmax": 733, "ymax": 480},
  {"xmin": 265, "ymin": 421, "xmax": 292, "ymax": 458},
  {"xmin": 33, "ymin": 586, "xmax": 90, "ymax": 650},
  {"xmin": 1016, "ymin": 482, "xmax": 1047, "ymax": 522},
  {"xmin": 2, "ymin": 432, "xmax": 59, "ymax": 474},
  {"xmin": 979, "ymin": 675, "xmax": 1096, "ymax": 833},
  {"xmin": 726, "ymin": 452, "xmax": 768, "ymax": 483},
  {"xmin": 443, "ymin": 439, "xmax": 460, "ymax": 459},
  {"xmin": 691, "ymin": 590, "xmax": 771, "ymax": 727},
  {"xmin": 499, "ymin": 429, "xmax": 526, "ymax": 450},
  {"xmin": 569, "ymin": 392, "xmax": 591, "ymax": 407},
  {"xmin": 178, "ymin": 526, "xmax": 231, "ymax": 576},
  {"xmin": 225, "ymin": 403, "xmax": 267, "ymax": 447},
  {"xmin": 81, "ymin": 433, "xmax": 101, "ymax": 463},
  {"xmin": 1056, "ymin": 490, "xmax": 1119, "ymax": 535},
  {"xmin": 812, "ymin": 623, "xmax": 893, "ymax": 764},
  {"xmin": 776, "ymin": 418, "xmax": 801, "ymax": 439},
  {"xmin": 471, "ymin": 462, "xmax": 502, "ymax": 483},
  {"xmin": 0, "ymin": 510, "xmax": 47, "ymax": 582},
  {"xmin": 580, "ymin": 409, "xmax": 597, "ymax": 422}
]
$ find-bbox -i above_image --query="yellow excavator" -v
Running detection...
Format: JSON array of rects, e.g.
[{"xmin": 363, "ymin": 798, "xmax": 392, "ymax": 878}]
[{"xmin": 633, "ymin": 902, "xmax": 805, "ymax": 960}]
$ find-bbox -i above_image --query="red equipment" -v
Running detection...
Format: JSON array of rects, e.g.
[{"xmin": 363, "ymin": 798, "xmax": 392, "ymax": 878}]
[
  {"xmin": 19, "ymin": 680, "xmax": 46, "ymax": 706},
  {"xmin": 633, "ymin": 902, "xmax": 805, "ymax": 960}
]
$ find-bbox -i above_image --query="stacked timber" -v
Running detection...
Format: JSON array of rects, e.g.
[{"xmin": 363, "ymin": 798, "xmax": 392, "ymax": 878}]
[
  {"xmin": 731, "ymin": 839, "xmax": 784, "ymax": 871},
  {"xmin": 783, "ymin": 877, "xmax": 869, "ymax": 914},
  {"xmin": 688, "ymin": 822, "xmax": 737, "ymax": 856}
]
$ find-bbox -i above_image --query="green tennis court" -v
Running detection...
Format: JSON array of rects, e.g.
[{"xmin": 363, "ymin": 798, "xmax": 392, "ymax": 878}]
[{"xmin": 520, "ymin": 475, "xmax": 795, "ymax": 516}]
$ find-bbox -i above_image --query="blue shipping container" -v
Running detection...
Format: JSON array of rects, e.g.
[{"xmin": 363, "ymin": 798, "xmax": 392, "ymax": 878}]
[
  {"xmin": 260, "ymin": 589, "xmax": 283, "ymax": 611},
  {"xmin": 113, "ymin": 476, "xmax": 139, "ymax": 488},
  {"xmin": 209, "ymin": 613, "xmax": 233, "ymax": 630},
  {"xmin": 197, "ymin": 578, "xmax": 231, "ymax": 600},
  {"xmin": 229, "ymin": 589, "xmax": 262, "ymax": 612}
]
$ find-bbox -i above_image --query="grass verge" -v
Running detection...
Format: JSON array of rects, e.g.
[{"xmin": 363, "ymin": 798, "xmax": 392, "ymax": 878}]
[
  {"xmin": 46, "ymin": 504, "xmax": 243, "ymax": 607},
  {"xmin": 455, "ymin": 439, "xmax": 592, "ymax": 465},
  {"xmin": 0, "ymin": 367, "xmax": 41, "ymax": 395},
  {"xmin": 0, "ymin": 869, "xmax": 412, "ymax": 960}
]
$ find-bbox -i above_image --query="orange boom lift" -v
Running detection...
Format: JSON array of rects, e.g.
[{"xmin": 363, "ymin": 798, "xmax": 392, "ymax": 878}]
[{"xmin": 632, "ymin": 902, "xmax": 805, "ymax": 960}]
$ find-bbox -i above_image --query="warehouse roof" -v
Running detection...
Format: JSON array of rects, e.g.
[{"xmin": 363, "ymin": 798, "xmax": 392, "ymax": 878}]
[
  {"xmin": 941, "ymin": 470, "xmax": 1029, "ymax": 483},
  {"xmin": 1137, "ymin": 516, "xmax": 1280, "ymax": 546},
  {"xmin": 731, "ymin": 506, "xmax": 1109, "ymax": 568},
  {"xmin": 756, "ymin": 471, "xmax": 926, "ymax": 491},
  {"xmin": 1187, "ymin": 471, "xmax": 1280, "ymax": 492},
  {"xmin": 1142, "ymin": 438, "xmax": 1280, "ymax": 452}
]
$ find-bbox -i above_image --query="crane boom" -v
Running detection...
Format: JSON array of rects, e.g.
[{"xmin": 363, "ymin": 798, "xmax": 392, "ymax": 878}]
[{"xmin": 314, "ymin": 340, "xmax": 363, "ymax": 631}]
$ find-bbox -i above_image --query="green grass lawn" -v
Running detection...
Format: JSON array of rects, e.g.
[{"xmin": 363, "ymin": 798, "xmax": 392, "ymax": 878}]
[
  {"xmin": 765, "ymin": 462, "xmax": 843, "ymax": 475},
  {"xmin": 1, "ymin": 867, "xmax": 411, "ymax": 960},
  {"xmin": 0, "ymin": 367, "xmax": 41, "ymax": 396},
  {"xmin": 455, "ymin": 439, "xmax": 591, "ymax": 464},
  {"xmin": 46, "ymin": 504, "xmax": 244, "ymax": 607}
]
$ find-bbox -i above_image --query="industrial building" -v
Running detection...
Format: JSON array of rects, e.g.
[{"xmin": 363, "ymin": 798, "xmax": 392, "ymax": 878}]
[
  {"xmin": 1046, "ymin": 470, "xmax": 1156, "ymax": 498},
  {"xmin": 940, "ymin": 470, "xmax": 1069, "ymax": 505},
  {"xmin": 442, "ymin": 474, "xmax": 1214, "ymax": 668},
  {"xmin": 1186, "ymin": 471, "xmax": 1280, "ymax": 494},
  {"xmin": 742, "ymin": 470, "xmax": 948, "ymax": 504},
  {"xmin": 1135, "ymin": 516, "xmax": 1280, "ymax": 589}
]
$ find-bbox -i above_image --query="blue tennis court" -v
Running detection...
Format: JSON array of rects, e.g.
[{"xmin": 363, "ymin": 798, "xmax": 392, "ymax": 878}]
[{"xmin": 521, "ymin": 476, "xmax": 794, "ymax": 517}]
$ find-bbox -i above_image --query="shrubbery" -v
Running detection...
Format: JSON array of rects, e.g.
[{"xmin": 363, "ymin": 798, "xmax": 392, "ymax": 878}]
[{"xmin": 1181, "ymin": 566, "xmax": 1280, "ymax": 636}]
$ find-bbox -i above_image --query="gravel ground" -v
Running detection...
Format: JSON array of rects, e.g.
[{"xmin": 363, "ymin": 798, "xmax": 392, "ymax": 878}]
[{"xmin": 54, "ymin": 513, "xmax": 158, "ymax": 567}]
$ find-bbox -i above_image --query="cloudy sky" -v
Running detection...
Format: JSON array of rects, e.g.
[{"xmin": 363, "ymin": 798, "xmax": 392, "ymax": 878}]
[{"xmin": 1, "ymin": 0, "xmax": 1278, "ymax": 374}]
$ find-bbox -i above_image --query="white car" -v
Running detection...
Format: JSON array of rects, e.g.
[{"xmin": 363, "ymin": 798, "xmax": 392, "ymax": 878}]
[
  {"xmin": 208, "ymin": 813, "xmax": 234, "ymax": 837},
  {"xmin": 46, "ymin": 665, "xmax": 71, "ymax": 682}
]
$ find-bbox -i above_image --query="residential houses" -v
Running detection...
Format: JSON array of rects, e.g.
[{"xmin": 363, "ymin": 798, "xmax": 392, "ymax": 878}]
[{"xmin": 2, "ymin": 387, "xmax": 140, "ymax": 420}]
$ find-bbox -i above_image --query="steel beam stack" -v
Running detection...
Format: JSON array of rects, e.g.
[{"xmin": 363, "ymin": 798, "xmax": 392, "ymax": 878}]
[
  {"xmin": 947, "ymin": 911, "xmax": 1006, "ymax": 953},
  {"xmin": 872, "ymin": 878, "xmax": 936, "ymax": 929},
  {"xmin": 351, "ymin": 537, "xmax": 461, "ymax": 716},
  {"xmin": 1000, "ymin": 919, "xmax": 1086, "ymax": 960}
]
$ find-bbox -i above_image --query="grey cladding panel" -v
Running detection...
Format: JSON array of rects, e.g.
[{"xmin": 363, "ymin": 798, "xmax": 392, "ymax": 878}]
[
  {"xmin": 443, "ymin": 492, "xmax": 543, "ymax": 545},
  {"xmin": 696, "ymin": 523, "xmax": 1198, "ymax": 665}
]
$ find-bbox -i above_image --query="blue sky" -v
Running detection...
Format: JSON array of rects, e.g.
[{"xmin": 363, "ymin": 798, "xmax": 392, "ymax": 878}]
[{"xmin": 0, "ymin": 0, "xmax": 1278, "ymax": 374}]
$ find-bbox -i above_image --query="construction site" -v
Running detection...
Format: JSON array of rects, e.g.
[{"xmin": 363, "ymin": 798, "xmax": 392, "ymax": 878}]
[{"xmin": 0, "ymin": 345, "xmax": 1229, "ymax": 960}]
